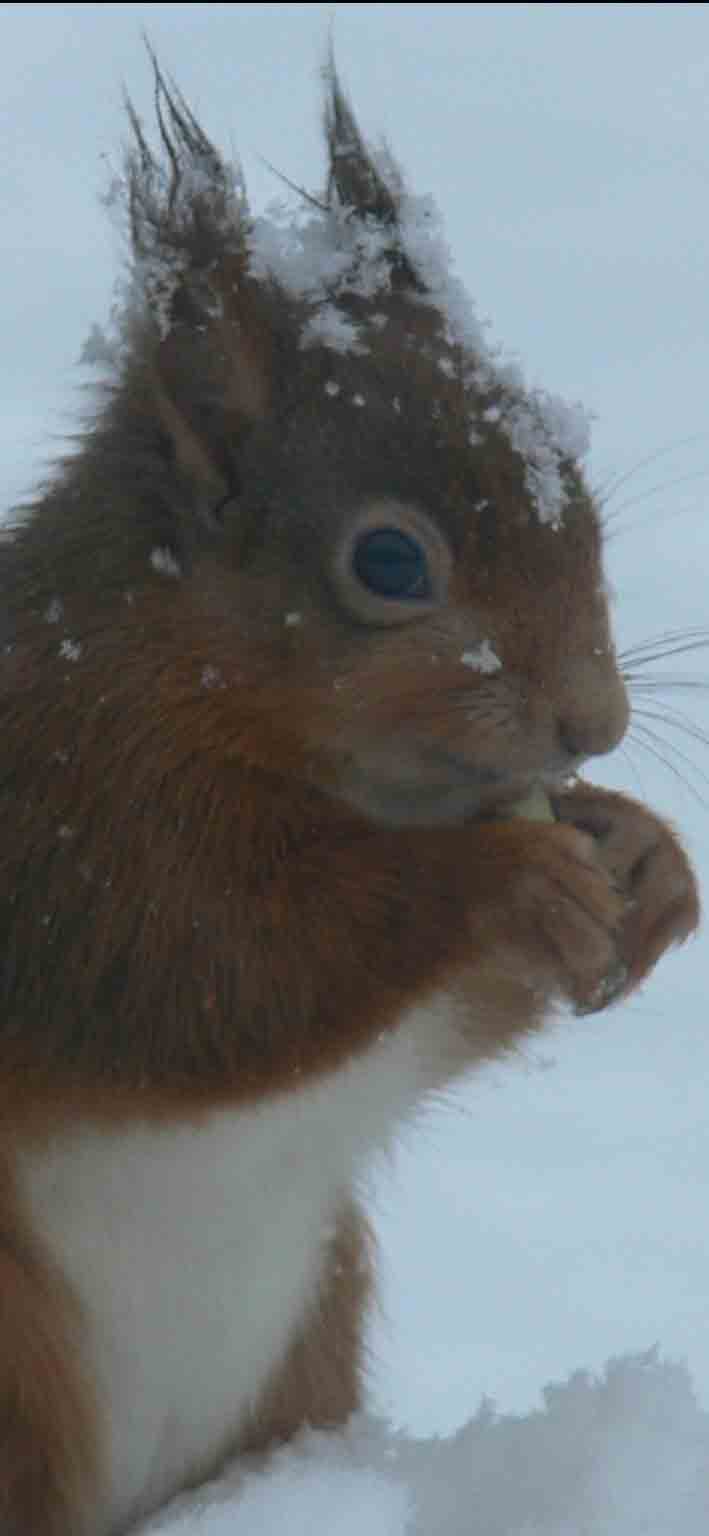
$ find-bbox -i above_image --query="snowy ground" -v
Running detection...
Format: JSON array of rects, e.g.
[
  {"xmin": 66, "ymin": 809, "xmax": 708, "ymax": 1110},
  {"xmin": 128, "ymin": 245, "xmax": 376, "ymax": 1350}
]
[{"xmin": 139, "ymin": 1352, "xmax": 709, "ymax": 1535}]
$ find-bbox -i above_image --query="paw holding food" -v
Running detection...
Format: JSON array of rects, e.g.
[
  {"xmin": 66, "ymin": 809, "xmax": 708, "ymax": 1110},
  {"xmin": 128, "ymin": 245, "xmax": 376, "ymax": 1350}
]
[
  {"xmin": 468, "ymin": 782, "xmax": 625, "ymax": 1015},
  {"xmin": 489, "ymin": 780, "xmax": 685, "ymax": 1014},
  {"xmin": 551, "ymin": 781, "xmax": 700, "ymax": 1001}
]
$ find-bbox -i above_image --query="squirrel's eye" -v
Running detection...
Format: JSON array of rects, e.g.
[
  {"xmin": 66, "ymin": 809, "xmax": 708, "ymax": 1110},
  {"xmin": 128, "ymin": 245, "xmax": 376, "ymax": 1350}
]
[
  {"xmin": 352, "ymin": 528, "xmax": 432, "ymax": 600},
  {"xmin": 331, "ymin": 500, "xmax": 450, "ymax": 627}
]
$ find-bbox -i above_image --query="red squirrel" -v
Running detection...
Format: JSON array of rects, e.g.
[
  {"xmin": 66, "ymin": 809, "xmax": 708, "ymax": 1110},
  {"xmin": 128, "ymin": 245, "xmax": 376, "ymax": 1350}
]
[{"xmin": 0, "ymin": 59, "xmax": 699, "ymax": 1536}]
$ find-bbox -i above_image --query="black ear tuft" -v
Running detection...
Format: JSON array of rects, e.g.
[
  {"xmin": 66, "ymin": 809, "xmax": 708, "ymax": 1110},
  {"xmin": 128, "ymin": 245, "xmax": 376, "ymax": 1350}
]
[
  {"xmin": 323, "ymin": 55, "xmax": 399, "ymax": 226},
  {"xmin": 124, "ymin": 44, "xmax": 248, "ymax": 331},
  {"xmin": 322, "ymin": 54, "xmax": 423, "ymax": 294}
]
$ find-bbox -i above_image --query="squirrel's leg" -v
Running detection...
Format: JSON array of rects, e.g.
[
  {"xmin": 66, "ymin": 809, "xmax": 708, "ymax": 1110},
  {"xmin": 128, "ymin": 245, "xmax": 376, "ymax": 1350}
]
[
  {"xmin": 243, "ymin": 1198, "xmax": 373, "ymax": 1450},
  {"xmin": 0, "ymin": 1161, "xmax": 99, "ymax": 1536}
]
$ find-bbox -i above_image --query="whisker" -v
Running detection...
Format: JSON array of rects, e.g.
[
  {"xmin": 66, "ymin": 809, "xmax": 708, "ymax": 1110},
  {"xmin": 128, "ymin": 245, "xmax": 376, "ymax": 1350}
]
[
  {"xmin": 615, "ymin": 741, "xmax": 648, "ymax": 801},
  {"xmin": 633, "ymin": 722, "xmax": 709, "ymax": 797},
  {"xmin": 620, "ymin": 629, "xmax": 709, "ymax": 667},
  {"xmin": 592, "ymin": 433, "xmax": 709, "ymax": 509},
  {"xmin": 629, "ymin": 677, "xmax": 709, "ymax": 694},
  {"xmin": 620, "ymin": 625, "xmax": 709, "ymax": 651},
  {"xmin": 603, "ymin": 467, "xmax": 709, "ymax": 530},
  {"xmin": 627, "ymin": 724, "xmax": 709, "ymax": 808},
  {"xmin": 630, "ymin": 703, "xmax": 709, "ymax": 757}
]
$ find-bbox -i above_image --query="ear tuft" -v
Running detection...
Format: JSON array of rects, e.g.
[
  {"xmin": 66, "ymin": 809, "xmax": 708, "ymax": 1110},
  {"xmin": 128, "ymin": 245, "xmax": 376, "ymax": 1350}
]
[
  {"xmin": 118, "ymin": 49, "xmax": 271, "ymax": 497},
  {"xmin": 323, "ymin": 55, "xmax": 400, "ymax": 226},
  {"xmin": 124, "ymin": 47, "xmax": 248, "ymax": 339},
  {"xmin": 322, "ymin": 54, "xmax": 422, "ymax": 295}
]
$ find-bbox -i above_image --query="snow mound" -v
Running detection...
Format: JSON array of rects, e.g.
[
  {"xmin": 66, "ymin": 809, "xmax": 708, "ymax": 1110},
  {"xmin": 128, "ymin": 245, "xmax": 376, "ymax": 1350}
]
[{"xmin": 137, "ymin": 1349, "xmax": 709, "ymax": 1535}]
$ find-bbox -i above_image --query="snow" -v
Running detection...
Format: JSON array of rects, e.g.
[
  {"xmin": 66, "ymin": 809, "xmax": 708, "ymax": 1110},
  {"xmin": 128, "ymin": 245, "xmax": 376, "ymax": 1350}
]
[
  {"xmin": 141, "ymin": 1426, "xmax": 411, "ymax": 1536},
  {"xmin": 150, "ymin": 547, "xmax": 182, "ymax": 579},
  {"xmin": 248, "ymin": 198, "xmax": 393, "ymax": 311},
  {"xmin": 460, "ymin": 641, "xmax": 502, "ymax": 675},
  {"xmin": 136, "ymin": 1351, "xmax": 709, "ymax": 1536},
  {"xmin": 201, "ymin": 665, "xmax": 225, "ymax": 690},
  {"xmin": 59, "ymin": 638, "xmax": 82, "ymax": 662},
  {"xmin": 502, "ymin": 394, "xmax": 591, "ymax": 532},
  {"xmin": 246, "ymin": 176, "xmax": 589, "ymax": 530},
  {"xmin": 301, "ymin": 305, "xmax": 362, "ymax": 355},
  {"xmin": 130, "ymin": 150, "xmax": 247, "ymax": 345}
]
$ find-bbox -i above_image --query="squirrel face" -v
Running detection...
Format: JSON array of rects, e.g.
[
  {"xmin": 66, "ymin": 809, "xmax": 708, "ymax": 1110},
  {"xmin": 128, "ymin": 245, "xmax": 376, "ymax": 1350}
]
[
  {"xmin": 150, "ymin": 274, "xmax": 629, "ymax": 831},
  {"xmin": 202, "ymin": 338, "xmax": 629, "ymax": 826},
  {"xmin": 0, "ymin": 66, "xmax": 627, "ymax": 841},
  {"xmin": 192, "ymin": 384, "xmax": 629, "ymax": 828},
  {"xmin": 0, "ymin": 68, "xmax": 633, "ymax": 1074}
]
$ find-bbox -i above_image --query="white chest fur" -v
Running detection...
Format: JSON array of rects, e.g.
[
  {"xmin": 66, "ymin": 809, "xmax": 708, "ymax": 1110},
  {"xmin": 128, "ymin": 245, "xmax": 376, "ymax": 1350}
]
[{"xmin": 18, "ymin": 999, "xmax": 457, "ymax": 1534}]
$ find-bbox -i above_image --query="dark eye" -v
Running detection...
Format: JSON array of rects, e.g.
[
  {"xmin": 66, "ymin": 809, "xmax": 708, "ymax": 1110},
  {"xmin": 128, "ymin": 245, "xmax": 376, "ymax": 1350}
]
[{"xmin": 352, "ymin": 527, "xmax": 432, "ymax": 600}]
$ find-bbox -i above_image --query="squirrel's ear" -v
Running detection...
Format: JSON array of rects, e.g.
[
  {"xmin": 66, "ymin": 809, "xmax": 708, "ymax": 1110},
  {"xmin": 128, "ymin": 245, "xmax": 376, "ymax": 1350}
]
[
  {"xmin": 322, "ymin": 55, "xmax": 421, "ymax": 294},
  {"xmin": 125, "ymin": 55, "xmax": 270, "ymax": 499},
  {"xmin": 323, "ymin": 57, "xmax": 399, "ymax": 226}
]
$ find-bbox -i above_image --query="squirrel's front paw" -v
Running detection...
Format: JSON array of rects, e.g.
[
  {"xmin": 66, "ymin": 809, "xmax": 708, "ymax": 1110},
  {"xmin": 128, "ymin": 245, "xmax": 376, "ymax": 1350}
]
[
  {"xmin": 552, "ymin": 783, "xmax": 700, "ymax": 1004},
  {"xmin": 469, "ymin": 820, "xmax": 625, "ymax": 1013}
]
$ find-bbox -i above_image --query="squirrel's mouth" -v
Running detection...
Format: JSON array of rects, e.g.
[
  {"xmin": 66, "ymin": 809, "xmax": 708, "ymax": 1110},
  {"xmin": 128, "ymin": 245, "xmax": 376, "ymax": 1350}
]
[{"xmin": 329, "ymin": 747, "xmax": 565, "ymax": 828}]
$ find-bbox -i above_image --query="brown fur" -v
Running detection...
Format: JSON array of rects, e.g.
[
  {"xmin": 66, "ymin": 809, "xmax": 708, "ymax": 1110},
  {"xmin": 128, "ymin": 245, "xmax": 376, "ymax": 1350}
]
[
  {"xmin": 0, "ymin": 1163, "xmax": 99, "ymax": 1535},
  {"xmin": 243, "ymin": 1199, "xmax": 374, "ymax": 1452},
  {"xmin": 0, "ymin": 57, "xmax": 699, "ymax": 1534}
]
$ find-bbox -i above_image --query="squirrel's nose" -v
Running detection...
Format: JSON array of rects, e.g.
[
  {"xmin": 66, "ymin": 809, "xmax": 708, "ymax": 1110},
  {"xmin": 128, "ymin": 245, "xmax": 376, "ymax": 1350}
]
[{"xmin": 557, "ymin": 667, "xmax": 629, "ymax": 762}]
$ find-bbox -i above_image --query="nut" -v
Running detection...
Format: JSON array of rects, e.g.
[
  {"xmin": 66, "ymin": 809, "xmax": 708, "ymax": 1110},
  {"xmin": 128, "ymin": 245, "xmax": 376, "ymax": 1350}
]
[{"xmin": 505, "ymin": 783, "xmax": 555, "ymax": 823}]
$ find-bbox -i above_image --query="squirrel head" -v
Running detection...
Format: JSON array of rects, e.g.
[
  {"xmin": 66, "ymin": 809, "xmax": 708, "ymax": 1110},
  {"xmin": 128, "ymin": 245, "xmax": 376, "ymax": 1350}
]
[{"xmin": 8, "ymin": 56, "xmax": 628, "ymax": 830}]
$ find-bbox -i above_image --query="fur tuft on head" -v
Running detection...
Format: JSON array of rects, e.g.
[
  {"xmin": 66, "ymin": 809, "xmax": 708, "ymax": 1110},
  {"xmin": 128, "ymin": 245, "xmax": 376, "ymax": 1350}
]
[
  {"xmin": 124, "ymin": 47, "xmax": 250, "ymax": 339},
  {"xmin": 322, "ymin": 51, "xmax": 400, "ymax": 226}
]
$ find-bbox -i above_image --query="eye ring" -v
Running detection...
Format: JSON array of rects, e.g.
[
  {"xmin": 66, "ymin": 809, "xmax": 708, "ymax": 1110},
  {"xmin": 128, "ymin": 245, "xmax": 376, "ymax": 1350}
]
[{"xmin": 330, "ymin": 499, "xmax": 451, "ymax": 627}]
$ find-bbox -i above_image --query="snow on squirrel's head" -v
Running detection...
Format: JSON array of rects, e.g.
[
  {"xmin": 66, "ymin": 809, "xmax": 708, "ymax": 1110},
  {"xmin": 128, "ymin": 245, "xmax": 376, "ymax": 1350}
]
[{"xmin": 109, "ymin": 52, "xmax": 590, "ymax": 539}]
